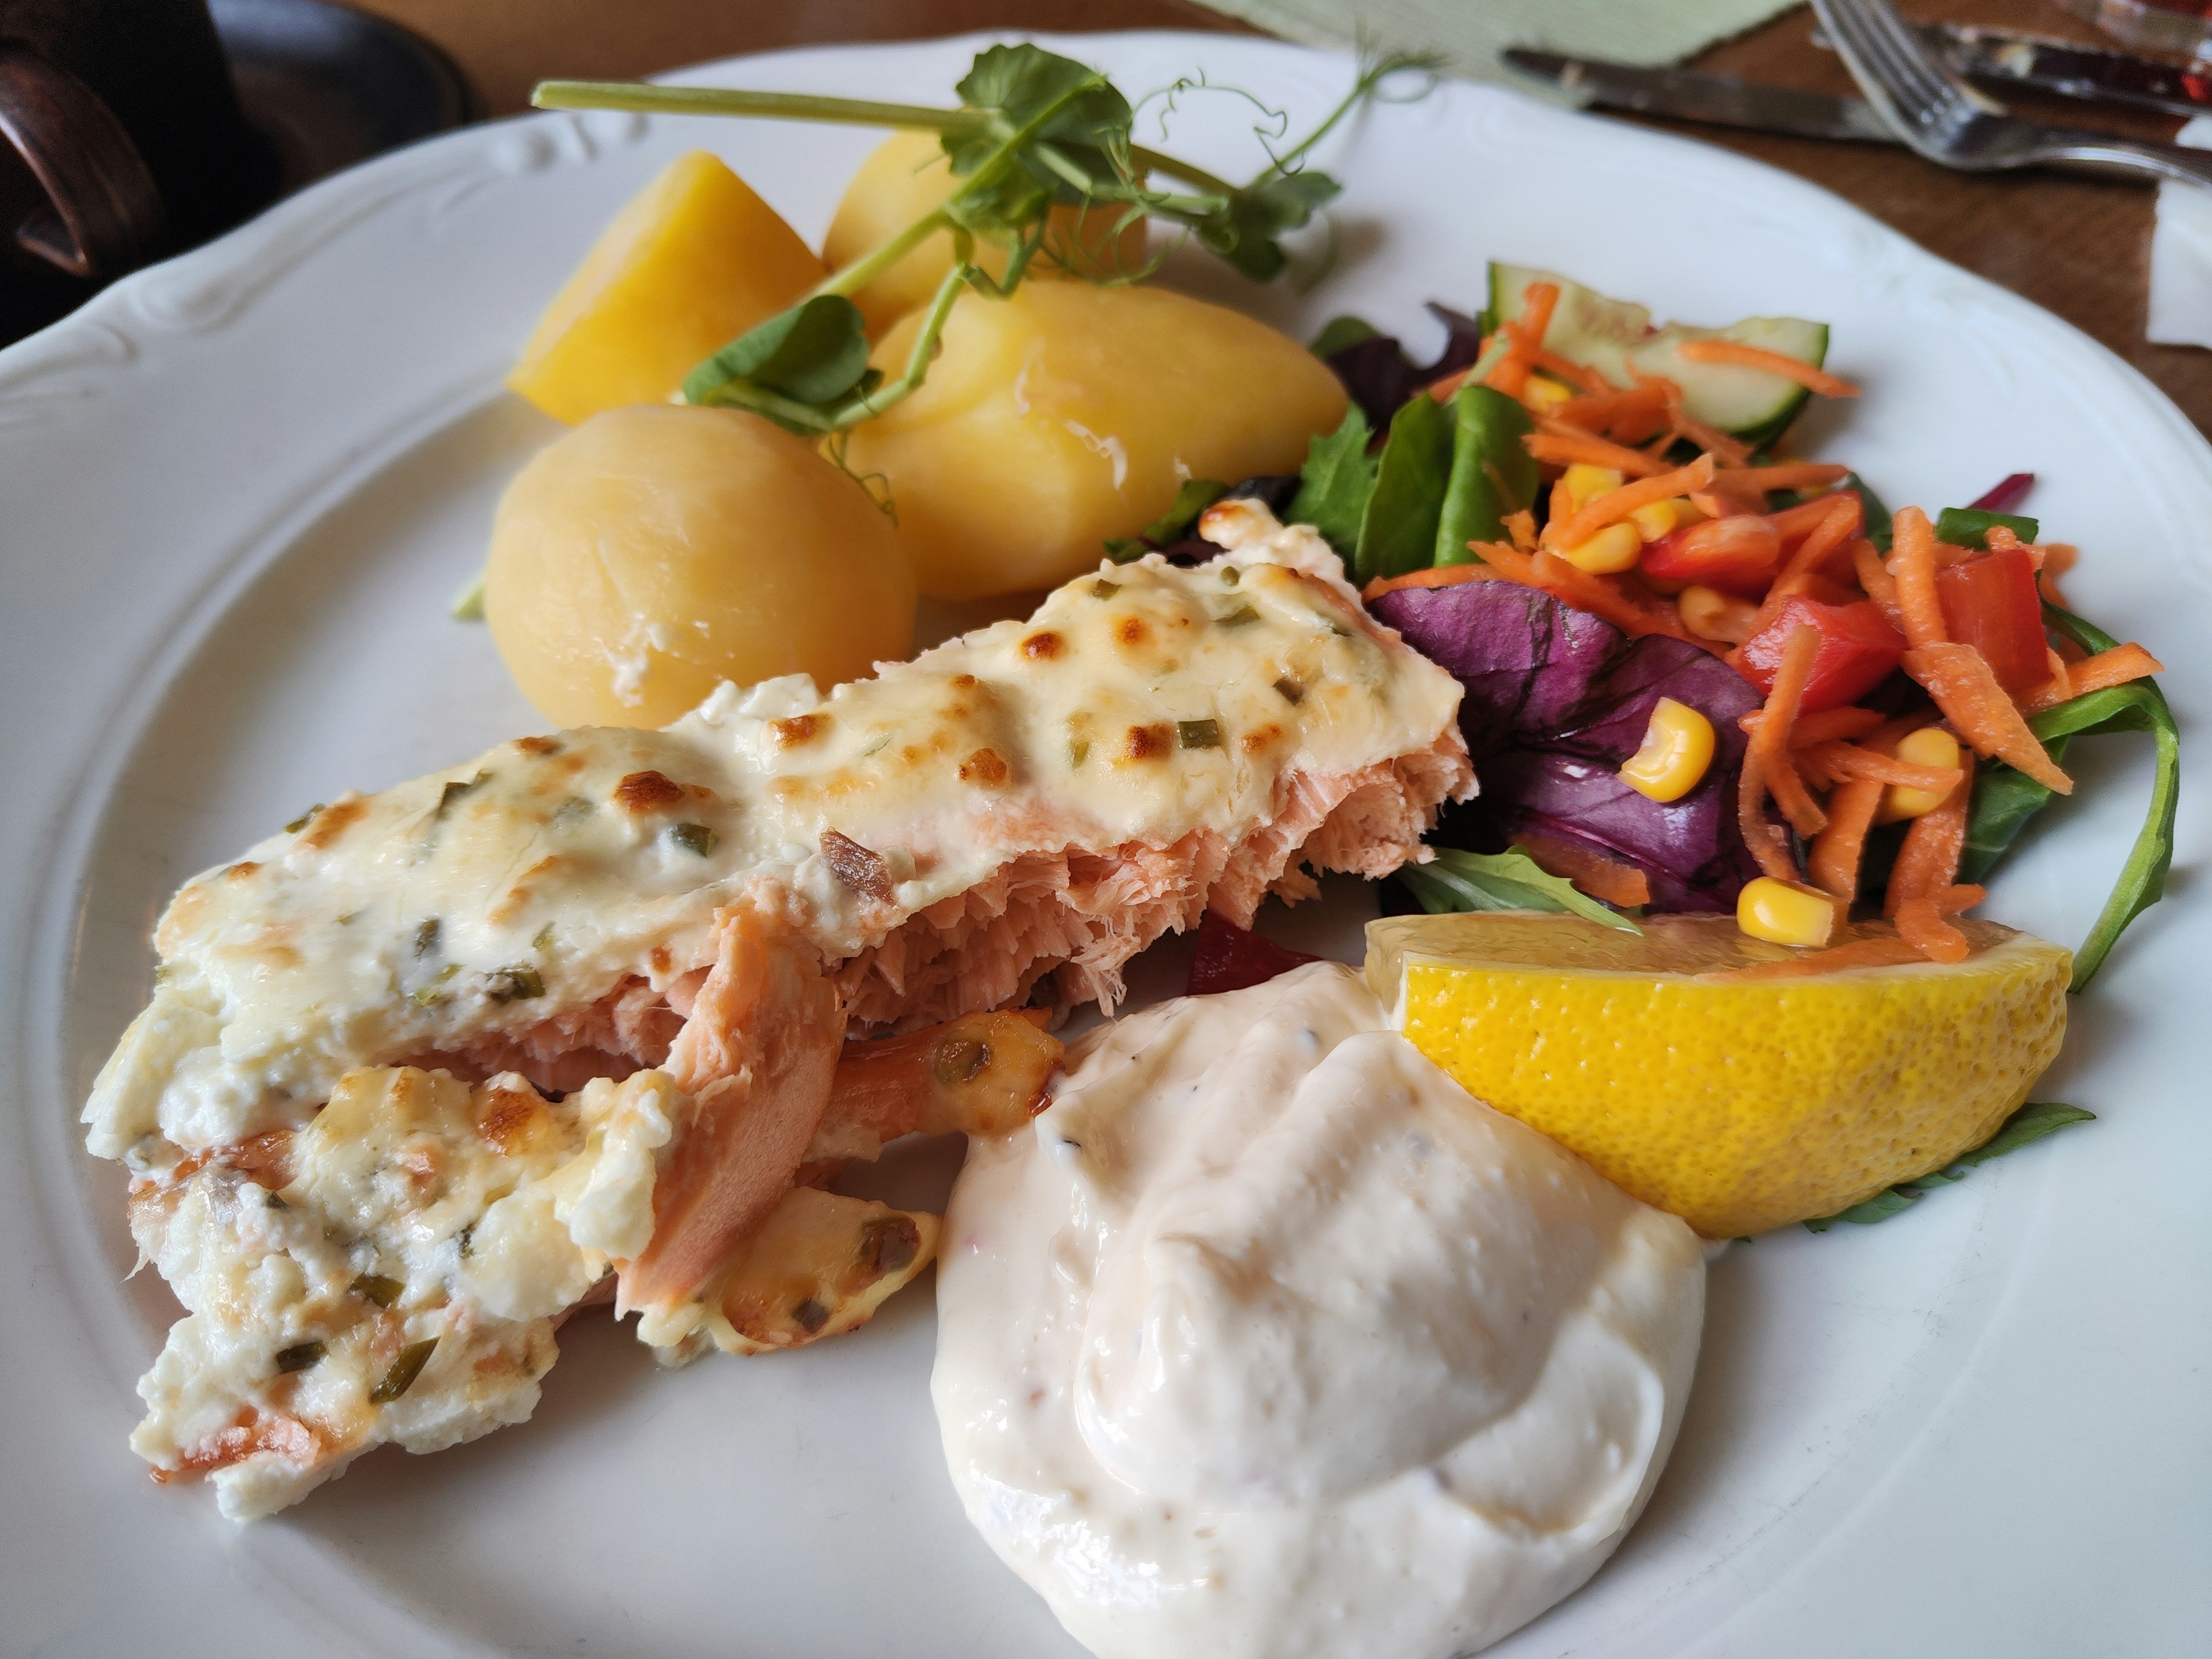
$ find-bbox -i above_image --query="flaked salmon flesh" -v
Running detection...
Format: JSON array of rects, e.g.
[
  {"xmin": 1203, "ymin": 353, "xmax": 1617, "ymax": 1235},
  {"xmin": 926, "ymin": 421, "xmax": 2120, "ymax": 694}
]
[{"xmin": 84, "ymin": 505, "xmax": 1474, "ymax": 1509}]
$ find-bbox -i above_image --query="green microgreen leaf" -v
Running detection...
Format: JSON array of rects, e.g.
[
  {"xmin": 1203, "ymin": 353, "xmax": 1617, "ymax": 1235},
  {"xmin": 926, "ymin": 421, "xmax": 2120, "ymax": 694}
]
[
  {"xmin": 683, "ymin": 294, "xmax": 874, "ymax": 414},
  {"xmin": 1395, "ymin": 846, "xmax": 1642, "ymax": 934},
  {"xmin": 1958, "ymin": 602, "xmax": 2178, "ymax": 991},
  {"xmin": 1287, "ymin": 405, "xmax": 1377, "ymax": 559},
  {"xmin": 1934, "ymin": 506, "xmax": 2039, "ymax": 549},
  {"xmin": 1193, "ymin": 169, "xmax": 1339, "ymax": 283},
  {"xmin": 948, "ymin": 43, "xmax": 1132, "ymax": 190},
  {"xmin": 1803, "ymin": 1101, "xmax": 2094, "ymax": 1230}
]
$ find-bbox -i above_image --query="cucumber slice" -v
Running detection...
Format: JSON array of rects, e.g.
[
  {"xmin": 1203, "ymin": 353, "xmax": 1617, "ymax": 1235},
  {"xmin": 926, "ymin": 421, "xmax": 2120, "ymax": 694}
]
[{"xmin": 1487, "ymin": 263, "xmax": 1830, "ymax": 444}]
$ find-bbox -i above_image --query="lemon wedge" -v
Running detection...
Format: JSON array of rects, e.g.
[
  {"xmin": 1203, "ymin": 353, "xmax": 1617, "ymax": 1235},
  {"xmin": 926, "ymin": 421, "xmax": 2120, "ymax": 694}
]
[{"xmin": 1368, "ymin": 911, "xmax": 2071, "ymax": 1237}]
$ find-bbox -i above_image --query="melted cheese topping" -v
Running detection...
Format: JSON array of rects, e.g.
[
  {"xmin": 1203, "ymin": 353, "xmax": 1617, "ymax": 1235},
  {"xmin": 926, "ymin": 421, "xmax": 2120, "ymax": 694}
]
[
  {"xmin": 87, "ymin": 518, "xmax": 1465, "ymax": 1161},
  {"xmin": 128, "ymin": 1066, "xmax": 672, "ymax": 1520},
  {"xmin": 933, "ymin": 965, "xmax": 1705, "ymax": 1659}
]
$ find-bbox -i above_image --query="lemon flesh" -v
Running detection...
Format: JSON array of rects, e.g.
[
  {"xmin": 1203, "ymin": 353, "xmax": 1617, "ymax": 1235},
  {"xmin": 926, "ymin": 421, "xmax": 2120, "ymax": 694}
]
[{"xmin": 1368, "ymin": 912, "xmax": 2071, "ymax": 1237}]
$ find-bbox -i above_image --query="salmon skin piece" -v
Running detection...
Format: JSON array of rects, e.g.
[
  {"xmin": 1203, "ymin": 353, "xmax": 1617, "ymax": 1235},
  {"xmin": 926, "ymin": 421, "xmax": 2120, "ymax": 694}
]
[{"xmin": 86, "ymin": 504, "xmax": 1474, "ymax": 1335}]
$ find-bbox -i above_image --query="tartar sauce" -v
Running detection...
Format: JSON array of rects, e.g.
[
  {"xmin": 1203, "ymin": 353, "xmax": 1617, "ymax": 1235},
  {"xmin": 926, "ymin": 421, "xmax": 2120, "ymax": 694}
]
[{"xmin": 933, "ymin": 963, "xmax": 1705, "ymax": 1659}]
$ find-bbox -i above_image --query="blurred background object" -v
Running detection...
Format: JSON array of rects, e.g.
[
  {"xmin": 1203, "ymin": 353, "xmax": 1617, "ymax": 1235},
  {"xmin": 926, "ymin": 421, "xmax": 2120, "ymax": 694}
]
[
  {"xmin": 2056, "ymin": 0, "xmax": 2212, "ymax": 58},
  {"xmin": 0, "ymin": 0, "xmax": 465, "ymax": 345}
]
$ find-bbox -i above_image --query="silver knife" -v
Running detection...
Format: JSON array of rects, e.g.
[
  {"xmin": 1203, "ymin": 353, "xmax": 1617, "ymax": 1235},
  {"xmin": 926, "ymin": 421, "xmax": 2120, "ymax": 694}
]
[
  {"xmin": 1501, "ymin": 48, "xmax": 1896, "ymax": 144},
  {"xmin": 1927, "ymin": 23, "xmax": 2212, "ymax": 122}
]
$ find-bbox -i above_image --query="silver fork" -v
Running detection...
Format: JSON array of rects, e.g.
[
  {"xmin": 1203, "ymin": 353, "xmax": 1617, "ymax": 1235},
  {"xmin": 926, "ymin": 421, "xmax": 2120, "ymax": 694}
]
[{"xmin": 1811, "ymin": 0, "xmax": 2212, "ymax": 192}]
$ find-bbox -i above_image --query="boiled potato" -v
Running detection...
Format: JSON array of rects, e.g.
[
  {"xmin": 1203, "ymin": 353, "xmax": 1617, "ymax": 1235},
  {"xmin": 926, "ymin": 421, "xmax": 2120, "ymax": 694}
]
[
  {"xmin": 509, "ymin": 151, "xmax": 827, "ymax": 425},
  {"xmin": 823, "ymin": 131, "xmax": 1150, "ymax": 335},
  {"xmin": 839, "ymin": 281, "xmax": 1348, "ymax": 599},
  {"xmin": 486, "ymin": 406, "xmax": 915, "ymax": 728}
]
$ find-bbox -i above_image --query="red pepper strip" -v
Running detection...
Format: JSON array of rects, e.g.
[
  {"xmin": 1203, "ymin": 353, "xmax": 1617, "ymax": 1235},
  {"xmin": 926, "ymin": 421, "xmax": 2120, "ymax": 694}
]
[
  {"xmin": 1737, "ymin": 597, "xmax": 1908, "ymax": 714},
  {"xmin": 1936, "ymin": 548, "xmax": 2047, "ymax": 691},
  {"xmin": 1642, "ymin": 515, "xmax": 1782, "ymax": 595}
]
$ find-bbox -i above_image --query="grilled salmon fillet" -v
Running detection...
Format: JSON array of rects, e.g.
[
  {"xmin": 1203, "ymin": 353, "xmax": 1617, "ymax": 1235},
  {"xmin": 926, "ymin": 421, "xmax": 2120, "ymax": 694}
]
[{"xmin": 85, "ymin": 503, "xmax": 1474, "ymax": 1511}]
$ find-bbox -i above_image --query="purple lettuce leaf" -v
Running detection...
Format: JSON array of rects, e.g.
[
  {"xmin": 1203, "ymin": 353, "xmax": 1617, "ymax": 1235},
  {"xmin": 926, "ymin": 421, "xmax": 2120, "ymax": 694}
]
[
  {"xmin": 1324, "ymin": 304, "xmax": 1486, "ymax": 431},
  {"xmin": 1371, "ymin": 578, "xmax": 1768, "ymax": 911}
]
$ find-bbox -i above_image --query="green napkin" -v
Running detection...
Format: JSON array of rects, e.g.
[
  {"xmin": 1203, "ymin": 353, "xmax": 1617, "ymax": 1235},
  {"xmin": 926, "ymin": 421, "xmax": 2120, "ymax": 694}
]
[{"xmin": 1208, "ymin": 0, "xmax": 1797, "ymax": 82}]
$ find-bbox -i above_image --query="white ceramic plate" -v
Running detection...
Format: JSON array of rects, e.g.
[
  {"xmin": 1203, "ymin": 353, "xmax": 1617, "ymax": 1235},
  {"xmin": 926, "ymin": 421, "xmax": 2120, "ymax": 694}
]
[{"xmin": 3, "ymin": 31, "xmax": 2207, "ymax": 1658}]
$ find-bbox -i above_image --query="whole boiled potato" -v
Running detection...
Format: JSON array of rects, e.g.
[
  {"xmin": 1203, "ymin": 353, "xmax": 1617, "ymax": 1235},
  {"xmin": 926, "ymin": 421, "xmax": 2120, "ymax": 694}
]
[
  {"xmin": 839, "ymin": 281, "xmax": 1347, "ymax": 599},
  {"xmin": 486, "ymin": 405, "xmax": 915, "ymax": 728},
  {"xmin": 823, "ymin": 131, "xmax": 1150, "ymax": 336}
]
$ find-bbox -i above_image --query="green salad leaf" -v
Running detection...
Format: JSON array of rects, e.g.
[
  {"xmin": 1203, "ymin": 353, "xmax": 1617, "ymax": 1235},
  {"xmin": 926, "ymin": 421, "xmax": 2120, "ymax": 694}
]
[
  {"xmin": 1434, "ymin": 384, "xmax": 1536, "ymax": 563},
  {"xmin": 1804, "ymin": 1101, "xmax": 2094, "ymax": 1230},
  {"xmin": 1960, "ymin": 603, "xmax": 2179, "ymax": 991},
  {"xmin": 1934, "ymin": 505, "xmax": 2039, "ymax": 549},
  {"xmin": 1103, "ymin": 478, "xmax": 1228, "ymax": 561},
  {"xmin": 1846, "ymin": 470, "xmax": 1894, "ymax": 552},
  {"xmin": 1287, "ymin": 406, "xmax": 1377, "ymax": 555},
  {"xmin": 1395, "ymin": 846, "xmax": 1642, "ymax": 934},
  {"xmin": 1354, "ymin": 392, "xmax": 1455, "ymax": 585}
]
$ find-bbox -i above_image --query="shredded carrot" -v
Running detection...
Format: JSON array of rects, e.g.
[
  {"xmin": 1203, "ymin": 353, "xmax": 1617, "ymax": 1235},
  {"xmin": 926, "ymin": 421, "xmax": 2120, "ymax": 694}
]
[
  {"xmin": 1502, "ymin": 509, "xmax": 1537, "ymax": 551},
  {"xmin": 1426, "ymin": 366, "xmax": 1476, "ymax": 403},
  {"xmin": 1800, "ymin": 741, "xmax": 1963, "ymax": 796},
  {"xmin": 1674, "ymin": 338, "xmax": 1861, "ymax": 398},
  {"xmin": 1747, "ymin": 495, "xmax": 1863, "ymax": 635},
  {"xmin": 1634, "ymin": 372, "xmax": 1754, "ymax": 467},
  {"xmin": 1555, "ymin": 384, "xmax": 1669, "ymax": 437},
  {"xmin": 1737, "ymin": 749, "xmax": 1798, "ymax": 882},
  {"xmin": 1802, "ymin": 713, "xmax": 1930, "ymax": 903},
  {"xmin": 1853, "ymin": 539, "xmax": 1903, "ymax": 628},
  {"xmin": 1529, "ymin": 347, "xmax": 1615, "ymax": 396},
  {"xmin": 1786, "ymin": 705, "xmax": 1887, "ymax": 747},
  {"xmin": 1750, "ymin": 624, "xmax": 1830, "ymax": 838},
  {"xmin": 1516, "ymin": 830, "xmax": 1652, "ymax": 908},
  {"xmin": 1930, "ymin": 538, "xmax": 1984, "ymax": 569},
  {"xmin": 1767, "ymin": 495, "xmax": 1857, "ymax": 543},
  {"xmin": 1984, "ymin": 524, "xmax": 2024, "ymax": 552},
  {"xmin": 2023, "ymin": 646, "xmax": 2075, "ymax": 710},
  {"xmin": 1895, "ymin": 884, "xmax": 1986, "ymax": 963},
  {"xmin": 1884, "ymin": 766, "xmax": 1970, "ymax": 918},
  {"xmin": 1884, "ymin": 506, "xmax": 1949, "ymax": 648},
  {"xmin": 1807, "ymin": 777, "xmax": 1885, "ymax": 902},
  {"xmin": 1476, "ymin": 542, "xmax": 1698, "ymax": 643},
  {"xmin": 1525, "ymin": 426, "xmax": 1669, "ymax": 478},
  {"xmin": 1676, "ymin": 412, "xmax": 1753, "ymax": 468},
  {"xmin": 2038, "ymin": 542, "xmax": 2078, "ymax": 608},
  {"xmin": 1486, "ymin": 281, "xmax": 1559, "ymax": 397},
  {"xmin": 2013, "ymin": 641, "xmax": 2163, "ymax": 715},
  {"xmin": 1903, "ymin": 643, "xmax": 2072, "ymax": 793},
  {"xmin": 1703, "ymin": 463, "xmax": 1853, "ymax": 499},
  {"xmin": 1544, "ymin": 453, "xmax": 1718, "ymax": 552},
  {"xmin": 1361, "ymin": 563, "xmax": 1499, "ymax": 601}
]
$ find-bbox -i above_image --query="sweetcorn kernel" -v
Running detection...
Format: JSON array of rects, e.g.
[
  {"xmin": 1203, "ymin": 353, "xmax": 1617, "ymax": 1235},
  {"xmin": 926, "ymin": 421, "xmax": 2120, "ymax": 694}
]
[
  {"xmin": 1619, "ymin": 697, "xmax": 1715, "ymax": 802},
  {"xmin": 1560, "ymin": 463, "xmax": 1624, "ymax": 512},
  {"xmin": 1558, "ymin": 520, "xmax": 1643, "ymax": 574},
  {"xmin": 1523, "ymin": 374, "xmax": 1574, "ymax": 411},
  {"xmin": 1737, "ymin": 877, "xmax": 1839, "ymax": 948},
  {"xmin": 1876, "ymin": 726, "xmax": 1964, "ymax": 823}
]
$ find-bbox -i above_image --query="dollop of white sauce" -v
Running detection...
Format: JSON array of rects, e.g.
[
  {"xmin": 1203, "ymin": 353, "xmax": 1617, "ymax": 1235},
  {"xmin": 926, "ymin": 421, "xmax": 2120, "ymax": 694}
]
[{"xmin": 933, "ymin": 963, "xmax": 1706, "ymax": 1659}]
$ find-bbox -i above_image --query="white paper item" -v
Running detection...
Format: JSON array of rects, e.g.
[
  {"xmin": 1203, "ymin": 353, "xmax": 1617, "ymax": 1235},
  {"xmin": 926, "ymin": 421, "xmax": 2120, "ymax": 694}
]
[{"xmin": 2146, "ymin": 115, "xmax": 2212, "ymax": 349}]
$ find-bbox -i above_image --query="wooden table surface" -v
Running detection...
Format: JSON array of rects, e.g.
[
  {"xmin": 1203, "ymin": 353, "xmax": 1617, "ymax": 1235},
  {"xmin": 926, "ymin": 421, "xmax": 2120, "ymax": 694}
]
[{"xmin": 355, "ymin": 0, "xmax": 2212, "ymax": 433}]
